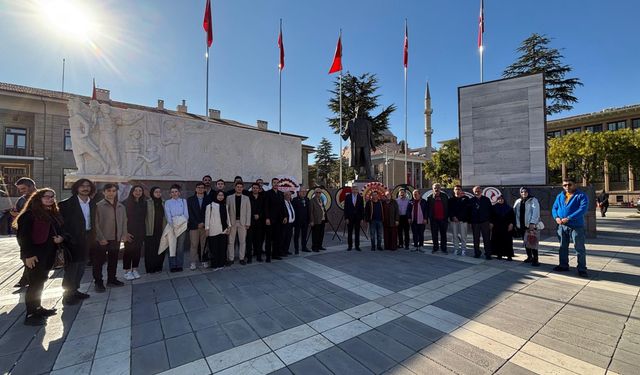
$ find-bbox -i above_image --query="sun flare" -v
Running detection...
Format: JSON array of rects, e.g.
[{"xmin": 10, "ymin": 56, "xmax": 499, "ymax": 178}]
[{"xmin": 37, "ymin": 0, "xmax": 96, "ymax": 42}]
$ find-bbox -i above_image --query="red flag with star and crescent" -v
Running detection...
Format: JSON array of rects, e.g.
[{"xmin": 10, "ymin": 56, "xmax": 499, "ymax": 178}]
[
  {"xmin": 478, "ymin": 0, "xmax": 484, "ymax": 49},
  {"xmin": 328, "ymin": 35, "xmax": 342, "ymax": 74},
  {"xmin": 278, "ymin": 24, "xmax": 284, "ymax": 71},
  {"xmin": 203, "ymin": 0, "xmax": 213, "ymax": 48}
]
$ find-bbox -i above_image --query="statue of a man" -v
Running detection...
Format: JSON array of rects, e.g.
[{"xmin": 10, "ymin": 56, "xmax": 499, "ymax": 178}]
[{"xmin": 342, "ymin": 106, "xmax": 376, "ymax": 179}]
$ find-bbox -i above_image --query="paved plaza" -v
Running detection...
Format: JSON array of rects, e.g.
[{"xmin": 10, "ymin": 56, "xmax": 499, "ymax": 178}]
[{"xmin": 0, "ymin": 208, "xmax": 638, "ymax": 374}]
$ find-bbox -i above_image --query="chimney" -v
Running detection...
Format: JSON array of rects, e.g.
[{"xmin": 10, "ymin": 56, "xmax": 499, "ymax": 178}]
[
  {"xmin": 157, "ymin": 99, "xmax": 164, "ymax": 110},
  {"xmin": 257, "ymin": 120, "xmax": 268, "ymax": 130},
  {"xmin": 177, "ymin": 99, "xmax": 187, "ymax": 113},
  {"xmin": 209, "ymin": 109, "xmax": 221, "ymax": 119},
  {"xmin": 95, "ymin": 88, "xmax": 110, "ymax": 101}
]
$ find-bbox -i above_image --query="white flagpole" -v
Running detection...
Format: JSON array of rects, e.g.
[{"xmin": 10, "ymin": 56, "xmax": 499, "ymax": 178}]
[
  {"xmin": 279, "ymin": 19, "xmax": 282, "ymax": 134},
  {"xmin": 339, "ymin": 29, "xmax": 343, "ymax": 187},
  {"xmin": 206, "ymin": 47, "xmax": 210, "ymax": 120},
  {"xmin": 404, "ymin": 19, "xmax": 408, "ymax": 184}
]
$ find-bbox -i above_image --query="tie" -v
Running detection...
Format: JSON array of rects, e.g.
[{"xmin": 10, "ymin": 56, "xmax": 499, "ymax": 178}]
[{"xmin": 287, "ymin": 201, "xmax": 294, "ymax": 221}]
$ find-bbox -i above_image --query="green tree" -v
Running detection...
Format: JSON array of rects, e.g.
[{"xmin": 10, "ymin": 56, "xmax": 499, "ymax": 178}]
[
  {"xmin": 548, "ymin": 132, "xmax": 605, "ymax": 185},
  {"xmin": 503, "ymin": 33, "xmax": 583, "ymax": 115},
  {"xmin": 423, "ymin": 139, "xmax": 460, "ymax": 188},
  {"xmin": 327, "ymin": 72, "xmax": 396, "ymax": 145},
  {"xmin": 314, "ymin": 138, "xmax": 336, "ymax": 186},
  {"xmin": 329, "ymin": 157, "xmax": 356, "ymax": 187},
  {"xmin": 307, "ymin": 164, "xmax": 319, "ymax": 188}
]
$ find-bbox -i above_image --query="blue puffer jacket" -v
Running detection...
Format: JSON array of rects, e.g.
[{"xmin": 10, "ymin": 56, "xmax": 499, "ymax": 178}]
[{"xmin": 551, "ymin": 190, "xmax": 589, "ymax": 228}]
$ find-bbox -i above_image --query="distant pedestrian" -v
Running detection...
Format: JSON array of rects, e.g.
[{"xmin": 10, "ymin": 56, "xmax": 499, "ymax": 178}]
[
  {"xmin": 513, "ymin": 187, "xmax": 541, "ymax": 266},
  {"xmin": 596, "ymin": 190, "xmax": 609, "ymax": 217},
  {"xmin": 469, "ymin": 186, "xmax": 492, "ymax": 259},
  {"xmin": 552, "ymin": 179, "xmax": 589, "ymax": 277},
  {"xmin": 14, "ymin": 188, "xmax": 64, "ymax": 325}
]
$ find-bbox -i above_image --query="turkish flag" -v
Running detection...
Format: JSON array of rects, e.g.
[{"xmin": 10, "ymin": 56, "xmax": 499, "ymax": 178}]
[
  {"xmin": 478, "ymin": 0, "xmax": 484, "ymax": 49},
  {"xmin": 203, "ymin": 0, "xmax": 213, "ymax": 48},
  {"xmin": 328, "ymin": 35, "xmax": 342, "ymax": 74},
  {"xmin": 278, "ymin": 26, "xmax": 284, "ymax": 71},
  {"xmin": 403, "ymin": 24, "xmax": 408, "ymax": 68}
]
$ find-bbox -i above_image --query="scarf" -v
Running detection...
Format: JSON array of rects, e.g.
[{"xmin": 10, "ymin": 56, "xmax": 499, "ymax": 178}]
[
  {"xmin": 217, "ymin": 198, "xmax": 228, "ymax": 231},
  {"xmin": 493, "ymin": 201, "xmax": 511, "ymax": 216},
  {"xmin": 519, "ymin": 195, "xmax": 532, "ymax": 229}
]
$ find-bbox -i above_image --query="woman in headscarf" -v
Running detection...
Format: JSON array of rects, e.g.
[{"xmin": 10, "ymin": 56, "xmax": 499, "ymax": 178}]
[
  {"xmin": 490, "ymin": 195, "xmax": 516, "ymax": 260},
  {"xmin": 145, "ymin": 187, "xmax": 166, "ymax": 273},
  {"xmin": 205, "ymin": 190, "xmax": 230, "ymax": 270},
  {"xmin": 14, "ymin": 188, "xmax": 66, "ymax": 325},
  {"xmin": 513, "ymin": 187, "xmax": 541, "ymax": 266},
  {"xmin": 123, "ymin": 185, "xmax": 147, "ymax": 280}
]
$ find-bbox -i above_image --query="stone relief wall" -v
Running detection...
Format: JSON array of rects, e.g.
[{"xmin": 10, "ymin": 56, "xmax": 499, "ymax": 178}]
[{"xmin": 67, "ymin": 98, "xmax": 302, "ymax": 182}]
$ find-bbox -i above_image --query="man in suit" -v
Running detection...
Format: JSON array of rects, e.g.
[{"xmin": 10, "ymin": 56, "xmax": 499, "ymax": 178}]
[
  {"xmin": 282, "ymin": 191, "xmax": 296, "ymax": 256},
  {"xmin": 309, "ymin": 188, "xmax": 327, "ymax": 252},
  {"xmin": 226, "ymin": 182, "xmax": 251, "ymax": 265},
  {"xmin": 226, "ymin": 176, "xmax": 250, "ymax": 197},
  {"xmin": 396, "ymin": 188, "xmax": 411, "ymax": 250},
  {"xmin": 264, "ymin": 178, "xmax": 287, "ymax": 261},
  {"xmin": 187, "ymin": 182, "xmax": 208, "ymax": 269},
  {"xmin": 58, "ymin": 178, "xmax": 96, "ymax": 304},
  {"xmin": 344, "ymin": 185, "xmax": 364, "ymax": 251},
  {"xmin": 292, "ymin": 187, "xmax": 310, "ymax": 253},
  {"xmin": 341, "ymin": 106, "xmax": 376, "ymax": 179},
  {"xmin": 248, "ymin": 182, "xmax": 265, "ymax": 262}
]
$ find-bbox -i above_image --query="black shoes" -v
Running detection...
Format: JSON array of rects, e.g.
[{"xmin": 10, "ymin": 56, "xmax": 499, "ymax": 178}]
[
  {"xmin": 36, "ymin": 307, "xmax": 57, "ymax": 317},
  {"xmin": 24, "ymin": 314, "xmax": 47, "ymax": 326},
  {"xmin": 240, "ymin": 260, "xmax": 247, "ymax": 266},
  {"xmin": 523, "ymin": 257, "xmax": 533, "ymax": 263},
  {"xmin": 94, "ymin": 282, "xmax": 106, "ymax": 293},
  {"xmin": 347, "ymin": 247, "xmax": 352, "ymax": 251},
  {"xmin": 273, "ymin": 256, "xmax": 282, "ymax": 260},
  {"xmin": 355, "ymin": 247, "xmax": 362, "ymax": 251},
  {"xmin": 75, "ymin": 291, "xmax": 90, "ymax": 299},
  {"xmin": 578, "ymin": 270, "xmax": 589, "ymax": 278},
  {"xmin": 107, "ymin": 279, "xmax": 125, "ymax": 287},
  {"xmin": 63, "ymin": 295, "xmax": 80, "ymax": 305},
  {"xmin": 320, "ymin": 247, "xmax": 327, "ymax": 251},
  {"xmin": 302, "ymin": 249, "xmax": 311, "ymax": 253},
  {"xmin": 553, "ymin": 266, "xmax": 569, "ymax": 272},
  {"xmin": 225, "ymin": 261, "xmax": 234, "ymax": 267}
]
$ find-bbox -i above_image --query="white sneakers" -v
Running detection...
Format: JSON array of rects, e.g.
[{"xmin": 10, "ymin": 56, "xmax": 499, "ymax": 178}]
[
  {"xmin": 190, "ymin": 263, "xmax": 197, "ymax": 271},
  {"xmin": 201, "ymin": 262, "xmax": 208, "ymax": 269},
  {"xmin": 124, "ymin": 270, "xmax": 142, "ymax": 281}
]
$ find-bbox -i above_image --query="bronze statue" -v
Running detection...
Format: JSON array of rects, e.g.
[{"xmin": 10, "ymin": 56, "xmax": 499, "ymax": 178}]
[{"xmin": 342, "ymin": 106, "xmax": 376, "ymax": 180}]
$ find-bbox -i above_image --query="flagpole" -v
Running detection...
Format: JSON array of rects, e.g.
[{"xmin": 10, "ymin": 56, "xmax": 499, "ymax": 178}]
[
  {"xmin": 480, "ymin": 47, "xmax": 483, "ymax": 83},
  {"xmin": 279, "ymin": 19, "xmax": 282, "ymax": 135},
  {"xmin": 339, "ymin": 29, "xmax": 343, "ymax": 187},
  {"xmin": 206, "ymin": 47, "xmax": 210, "ymax": 120},
  {"xmin": 61, "ymin": 58, "xmax": 66, "ymax": 97},
  {"xmin": 404, "ymin": 19, "xmax": 408, "ymax": 184}
]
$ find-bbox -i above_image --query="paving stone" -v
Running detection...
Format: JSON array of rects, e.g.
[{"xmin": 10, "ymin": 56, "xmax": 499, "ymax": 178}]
[
  {"xmin": 613, "ymin": 347, "xmax": 640, "ymax": 367},
  {"xmin": 245, "ymin": 312, "xmax": 285, "ymax": 338},
  {"xmin": 319, "ymin": 293, "xmax": 358, "ymax": 310},
  {"xmin": 304, "ymin": 298, "xmax": 340, "ymax": 316},
  {"xmin": 0, "ymin": 323, "xmax": 43, "ymax": 355},
  {"xmin": 95, "ymin": 326, "xmax": 130, "ymax": 359},
  {"xmin": 420, "ymin": 342, "xmax": 492, "ymax": 375},
  {"xmin": 132, "ymin": 302, "xmax": 159, "ymax": 325},
  {"xmin": 161, "ymin": 313, "xmax": 193, "ymax": 338},
  {"xmin": 186, "ymin": 305, "xmax": 236, "ymax": 331},
  {"xmin": 288, "ymin": 356, "xmax": 333, "ymax": 375},
  {"xmin": 11, "ymin": 342, "xmax": 62, "ymax": 375},
  {"xmin": 434, "ymin": 334, "xmax": 505, "ymax": 372},
  {"xmin": 228, "ymin": 298, "xmax": 263, "ymax": 316},
  {"xmin": 132, "ymin": 319, "xmax": 164, "ymax": 348},
  {"xmin": 609, "ymin": 358, "xmax": 640, "ymax": 375},
  {"xmin": 158, "ymin": 300, "xmax": 185, "ymax": 318},
  {"xmin": 473, "ymin": 310, "xmax": 540, "ymax": 340},
  {"xmin": 195, "ymin": 324, "xmax": 234, "ymax": 356},
  {"xmin": 221, "ymin": 318, "xmax": 259, "ymax": 346},
  {"xmin": 494, "ymin": 362, "xmax": 537, "ymax": 375},
  {"xmin": 50, "ymin": 361, "xmax": 93, "ymax": 375},
  {"xmin": 91, "ymin": 349, "xmax": 130, "ymax": 375},
  {"xmin": 314, "ymin": 346, "xmax": 374, "ymax": 375},
  {"xmin": 180, "ymin": 295, "xmax": 206, "ymax": 312},
  {"xmin": 376, "ymin": 322, "xmax": 432, "ymax": 351},
  {"xmin": 358, "ymin": 329, "xmax": 415, "ymax": 363},
  {"xmin": 0, "ymin": 352, "xmax": 20, "ymax": 374},
  {"xmin": 394, "ymin": 316, "xmax": 447, "ymax": 342},
  {"xmin": 131, "ymin": 340, "xmax": 170, "ymax": 375},
  {"xmin": 53, "ymin": 334, "xmax": 98, "ymax": 370},
  {"xmin": 266, "ymin": 307, "xmax": 304, "ymax": 330},
  {"xmin": 338, "ymin": 338, "xmax": 396, "ymax": 374},
  {"xmin": 66, "ymin": 316, "xmax": 103, "ymax": 340},
  {"xmin": 400, "ymin": 353, "xmax": 455, "ymax": 375},
  {"xmin": 165, "ymin": 332, "xmax": 203, "ymax": 368},
  {"xmin": 101, "ymin": 309, "xmax": 131, "ymax": 332}
]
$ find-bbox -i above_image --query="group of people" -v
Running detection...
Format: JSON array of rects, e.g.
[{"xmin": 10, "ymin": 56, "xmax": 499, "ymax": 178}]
[
  {"xmin": 343, "ymin": 180, "xmax": 589, "ymax": 277},
  {"xmin": 10, "ymin": 173, "xmax": 589, "ymax": 326}
]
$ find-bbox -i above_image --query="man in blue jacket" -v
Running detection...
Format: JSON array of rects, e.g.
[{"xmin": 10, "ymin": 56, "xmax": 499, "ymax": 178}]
[{"xmin": 551, "ymin": 178, "xmax": 589, "ymax": 277}]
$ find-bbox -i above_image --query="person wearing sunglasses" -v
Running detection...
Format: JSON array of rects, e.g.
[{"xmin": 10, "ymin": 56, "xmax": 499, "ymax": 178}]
[{"xmin": 551, "ymin": 178, "xmax": 589, "ymax": 277}]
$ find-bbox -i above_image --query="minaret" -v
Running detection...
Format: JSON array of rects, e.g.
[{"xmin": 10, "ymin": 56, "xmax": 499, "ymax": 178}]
[{"xmin": 424, "ymin": 82, "xmax": 433, "ymax": 160}]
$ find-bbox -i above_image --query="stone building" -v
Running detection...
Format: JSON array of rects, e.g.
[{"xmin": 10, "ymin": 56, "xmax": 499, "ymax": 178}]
[
  {"xmin": 0, "ymin": 82, "xmax": 313, "ymax": 205},
  {"xmin": 547, "ymin": 104, "xmax": 640, "ymax": 204}
]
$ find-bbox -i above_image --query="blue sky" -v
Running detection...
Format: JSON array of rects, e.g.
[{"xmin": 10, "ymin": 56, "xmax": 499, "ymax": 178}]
[{"xmin": 1, "ymin": 0, "xmax": 639, "ymax": 160}]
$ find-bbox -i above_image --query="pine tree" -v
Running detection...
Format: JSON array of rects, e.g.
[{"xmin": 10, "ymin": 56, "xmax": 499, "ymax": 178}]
[
  {"xmin": 327, "ymin": 72, "xmax": 396, "ymax": 145},
  {"xmin": 314, "ymin": 138, "xmax": 337, "ymax": 186},
  {"xmin": 503, "ymin": 33, "xmax": 582, "ymax": 115}
]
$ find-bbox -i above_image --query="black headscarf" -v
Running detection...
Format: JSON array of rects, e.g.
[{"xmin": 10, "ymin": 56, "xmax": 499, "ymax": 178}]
[
  {"xmin": 150, "ymin": 186, "xmax": 164, "ymax": 211},
  {"xmin": 519, "ymin": 187, "xmax": 532, "ymax": 229},
  {"xmin": 215, "ymin": 193, "xmax": 228, "ymax": 231}
]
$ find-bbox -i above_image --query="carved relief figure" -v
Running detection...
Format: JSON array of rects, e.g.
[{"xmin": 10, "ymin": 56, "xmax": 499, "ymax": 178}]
[
  {"xmin": 98, "ymin": 104, "xmax": 122, "ymax": 175},
  {"xmin": 139, "ymin": 145, "xmax": 175, "ymax": 176},
  {"xmin": 67, "ymin": 99, "xmax": 108, "ymax": 174},
  {"xmin": 161, "ymin": 120, "xmax": 181, "ymax": 171},
  {"xmin": 125, "ymin": 129, "xmax": 145, "ymax": 175}
]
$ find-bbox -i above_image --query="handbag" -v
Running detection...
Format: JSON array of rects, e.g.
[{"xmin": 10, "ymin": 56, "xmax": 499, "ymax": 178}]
[
  {"xmin": 51, "ymin": 225, "xmax": 72, "ymax": 269},
  {"xmin": 524, "ymin": 229, "xmax": 539, "ymax": 250}
]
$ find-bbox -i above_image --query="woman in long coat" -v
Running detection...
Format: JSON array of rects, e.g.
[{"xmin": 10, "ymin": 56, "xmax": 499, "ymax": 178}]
[
  {"xmin": 145, "ymin": 187, "xmax": 166, "ymax": 273},
  {"xmin": 490, "ymin": 195, "xmax": 516, "ymax": 260}
]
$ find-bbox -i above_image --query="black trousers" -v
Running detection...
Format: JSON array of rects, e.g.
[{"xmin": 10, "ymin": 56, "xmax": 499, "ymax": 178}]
[
  {"xmin": 282, "ymin": 223, "xmax": 294, "ymax": 254},
  {"xmin": 123, "ymin": 238, "xmax": 143, "ymax": 269},
  {"xmin": 347, "ymin": 219, "xmax": 361, "ymax": 249},
  {"xmin": 208, "ymin": 234, "xmax": 227, "ymax": 268},
  {"xmin": 472, "ymin": 221, "xmax": 492, "ymax": 257},
  {"xmin": 25, "ymin": 255, "xmax": 52, "ymax": 315},
  {"xmin": 265, "ymin": 222, "xmax": 282, "ymax": 259},
  {"xmin": 411, "ymin": 223, "xmax": 425, "ymax": 248},
  {"xmin": 144, "ymin": 234, "xmax": 165, "ymax": 273},
  {"xmin": 294, "ymin": 222, "xmax": 309, "ymax": 251},
  {"xmin": 430, "ymin": 219, "xmax": 449, "ymax": 252},
  {"xmin": 62, "ymin": 261, "xmax": 85, "ymax": 295},
  {"xmin": 398, "ymin": 216, "xmax": 410, "ymax": 248},
  {"xmin": 311, "ymin": 222, "xmax": 325, "ymax": 250},
  {"xmin": 93, "ymin": 240, "xmax": 119, "ymax": 283},
  {"xmin": 250, "ymin": 222, "xmax": 264, "ymax": 259}
]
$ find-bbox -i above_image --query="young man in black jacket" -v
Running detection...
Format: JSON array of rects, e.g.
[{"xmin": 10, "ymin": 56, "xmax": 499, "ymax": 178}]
[
  {"xmin": 448, "ymin": 185, "xmax": 469, "ymax": 256},
  {"xmin": 468, "ymin": 186, "xmax": 492, "ymax": 259},
  {"xmin": 264, "ymin": 178, "xmax": 287, "ymax": 261},
  {"xmin": 247, "ymin": 182, "xmax": 265, "ymax": 262},
  {"xmin": 292, "ymin": 187, "xmax": 310, "ymax": 253},
  {"xmin": 187, "ymin": 182, "xmax": 208, "ymax": 270}
]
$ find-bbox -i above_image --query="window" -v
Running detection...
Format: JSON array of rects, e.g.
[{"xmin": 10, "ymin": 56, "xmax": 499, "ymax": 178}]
[
  {"xmin": 607, "ymin": 120, "xmax": 626, "ymax": 131},
  {"xmin": 565, "ymin": 127, "xmax": 581, "ymax": 135},
  {"xmin": 632, "ymin": 118, "xmax": 640, "ymax": 130},
  {"xmin": 63, "ymin": 129, "xmax": 72, "ymax": 151},
  {"xmin": 609, "ymin": 164, "xmax": 628, "ymax": 183},
  {"xmin": 584, "ymin": 124, "xmax": 603, "ymax": 133},
  {"xmin": 547, "ymin": 130, "xmax": 561, "ymax": 139},
  {"xmin": 4, "ymin": 128, "xmax": 27, "ymax": 156},
  {"xmin": 62, "ymin": 168, "xmax": 78, "ymax": 189}
]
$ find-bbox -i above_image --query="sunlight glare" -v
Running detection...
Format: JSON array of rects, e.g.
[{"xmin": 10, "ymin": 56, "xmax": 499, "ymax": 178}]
[{"xmin": 37, "ymin": 0, "xmax": 96, "ymax": 42}]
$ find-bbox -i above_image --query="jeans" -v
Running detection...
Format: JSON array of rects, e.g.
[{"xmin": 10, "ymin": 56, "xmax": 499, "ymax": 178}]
[
  {"xmin": 169, "ymin": 231, "xmax": 186, "ymax": 269},
  {"xmin": 369, "ymin": 220, "xmax": 383, "ymax": 249},
  {"xmin": 557, "ymin": 225, "xmax": 587, "ymax": 271},
  {"xmin": 450, "ymin": 221, "xmax": 467, "ymax": 254}
]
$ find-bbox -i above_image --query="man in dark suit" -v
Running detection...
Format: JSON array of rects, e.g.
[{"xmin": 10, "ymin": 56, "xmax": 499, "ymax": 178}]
[
  {"xmin": 292, "ymin": 187, "xmax": 310, "ymax": 253},
  {"xmin": 264, "ymin": 178, "xmax": 287, "ymax": 262},
  {"xmin": 248, "ymin": 182, "xmax": 265, "ymax": 262},
  {"xmin": 58, "ymin": 178, "xmax": 96, "ymax": 304},
  {"xmin": 187, "ymin": 182, "xmax": 208, "ymax": 269},
  {"xmin": 282, "ymin": 191, "xmax": 296, "ymax": 256},
  {"xmin": 344, "ymin": 185, "xmax": 364, "ymax": 251}
]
